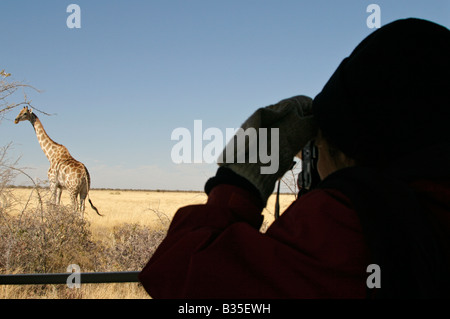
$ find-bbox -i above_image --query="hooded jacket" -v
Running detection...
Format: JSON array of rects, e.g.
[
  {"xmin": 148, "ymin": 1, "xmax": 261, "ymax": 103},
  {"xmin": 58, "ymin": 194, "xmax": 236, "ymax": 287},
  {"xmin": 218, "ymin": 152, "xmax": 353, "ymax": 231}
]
[
  {"xmin": 139, "ymin": 18, "xmax": 450, "ymax": 298},
  {"xmin": 139, "ymin": 159, "xmax": 450, "ymax": 298}
]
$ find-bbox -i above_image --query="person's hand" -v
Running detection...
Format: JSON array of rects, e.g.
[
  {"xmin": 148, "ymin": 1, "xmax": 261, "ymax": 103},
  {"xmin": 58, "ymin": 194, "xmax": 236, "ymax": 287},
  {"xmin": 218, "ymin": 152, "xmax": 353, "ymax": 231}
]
[{"xmin": 218, "ymin": 95, "xmax": 317, "ymax": 205}]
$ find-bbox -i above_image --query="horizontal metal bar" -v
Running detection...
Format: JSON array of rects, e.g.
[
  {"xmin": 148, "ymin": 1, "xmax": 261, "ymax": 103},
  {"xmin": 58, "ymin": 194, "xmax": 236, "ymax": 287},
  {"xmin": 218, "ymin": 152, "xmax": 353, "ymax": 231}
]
[{"xmin": 0, "ymin": 271, "xmax": 140, "ymax": 285}]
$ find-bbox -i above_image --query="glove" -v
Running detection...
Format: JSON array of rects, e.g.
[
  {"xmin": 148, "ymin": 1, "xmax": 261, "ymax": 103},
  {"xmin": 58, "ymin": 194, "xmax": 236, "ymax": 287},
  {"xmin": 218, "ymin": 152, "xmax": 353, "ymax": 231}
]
[{"xmin": 217, "ymin": 95, "xmax": 317, "ymax": 205}]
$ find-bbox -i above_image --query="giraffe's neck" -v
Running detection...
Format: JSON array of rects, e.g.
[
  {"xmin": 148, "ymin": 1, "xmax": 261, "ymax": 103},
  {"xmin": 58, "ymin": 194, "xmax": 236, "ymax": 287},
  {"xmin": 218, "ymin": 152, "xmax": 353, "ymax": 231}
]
[{"xmin": 30, "ymin": 113, "xmax": 66, "ymax": 163}]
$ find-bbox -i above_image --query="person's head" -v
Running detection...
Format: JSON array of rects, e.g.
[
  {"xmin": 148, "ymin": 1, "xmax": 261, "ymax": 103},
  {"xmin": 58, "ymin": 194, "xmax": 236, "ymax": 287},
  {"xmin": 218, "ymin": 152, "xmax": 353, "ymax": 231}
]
[
  {"xmin": 312, "ymin": 18, "xmax": 450, "ymax": 177},
  {"xmin": 315, "ymin": 129, "xmax": 355, "ymax": 180}
]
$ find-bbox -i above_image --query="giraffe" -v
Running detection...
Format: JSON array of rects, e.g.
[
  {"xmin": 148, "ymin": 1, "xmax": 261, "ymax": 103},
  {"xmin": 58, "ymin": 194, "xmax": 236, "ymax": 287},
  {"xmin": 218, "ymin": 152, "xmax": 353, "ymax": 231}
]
[{"xmin": 14, "ymin": 107, "xmax": 102, "ymax": 218}]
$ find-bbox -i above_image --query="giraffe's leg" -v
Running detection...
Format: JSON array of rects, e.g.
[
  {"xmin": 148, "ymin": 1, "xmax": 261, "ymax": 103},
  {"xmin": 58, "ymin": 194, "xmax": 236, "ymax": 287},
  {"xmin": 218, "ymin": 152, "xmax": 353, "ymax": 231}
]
[
  {"xmin": 70, "ymin": 192, "xmax": 79, "ymax": 213},
  {"xmin": 80, "ymin": 197, "xmax": 86, "ymax": 218},
  {"xmin": 79, "ymin": 187, "xmax": 88, "ymax": 218},
  {"xmin": 49, "ymin": 181, "xmax": 58, "ymax": 205},
  {"xmin": 79, "ymin": 173, "xmax": 89, "ymax": 218},
  {"xmin": 56, "ymin": 187, "xmax": 62, "ymax": 205},
  {"xmin": 48, "ymin": 168, "xmax": 59, "ymax": 206}
]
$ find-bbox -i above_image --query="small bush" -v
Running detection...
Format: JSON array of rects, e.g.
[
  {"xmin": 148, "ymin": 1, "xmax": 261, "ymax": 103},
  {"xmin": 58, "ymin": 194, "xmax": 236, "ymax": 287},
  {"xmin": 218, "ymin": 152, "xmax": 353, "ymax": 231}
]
[
  {"xmin": 0, "ymin": 204, "xmax": 100, "ymax": 274},
  {"xmin": 103, "ymin": 223, "xmax": 165, "ymax": 271},
  {"xmin": 0, "ymin": 194, "xmax": 169, "ymax": 298}
]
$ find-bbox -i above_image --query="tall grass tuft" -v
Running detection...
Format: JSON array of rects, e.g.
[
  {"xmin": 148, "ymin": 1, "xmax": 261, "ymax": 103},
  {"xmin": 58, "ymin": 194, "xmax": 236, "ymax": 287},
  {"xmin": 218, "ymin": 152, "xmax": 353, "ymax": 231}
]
[{"xmin": 0, "ymin": 186, "xmax": 167, "ymax": 298}]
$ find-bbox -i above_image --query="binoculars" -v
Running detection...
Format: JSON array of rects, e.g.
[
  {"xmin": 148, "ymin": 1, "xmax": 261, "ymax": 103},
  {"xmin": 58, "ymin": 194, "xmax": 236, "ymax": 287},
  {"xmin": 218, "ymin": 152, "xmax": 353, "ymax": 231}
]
[
  {"xmin": 298, "ymin": 140, "xmax": 321, "ymax": 196},
  {"xmin": 275, "ymin": 140, "xmax": 320, "ymax": 219}
]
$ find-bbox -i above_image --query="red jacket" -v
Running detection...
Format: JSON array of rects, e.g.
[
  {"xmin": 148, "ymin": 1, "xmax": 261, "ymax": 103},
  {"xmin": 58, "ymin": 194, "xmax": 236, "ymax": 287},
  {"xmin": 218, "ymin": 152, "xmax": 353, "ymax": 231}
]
[{"xmin": 138, "ymin": 180, "xmax": 450, "ymax": 298}]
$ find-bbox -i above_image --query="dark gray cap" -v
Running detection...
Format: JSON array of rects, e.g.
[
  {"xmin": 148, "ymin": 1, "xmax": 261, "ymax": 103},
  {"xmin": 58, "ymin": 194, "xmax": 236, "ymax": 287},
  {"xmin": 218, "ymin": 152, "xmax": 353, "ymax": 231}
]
[{"xmin": 313, "ymin": 18, "xmax": 450, "ymax": 166}]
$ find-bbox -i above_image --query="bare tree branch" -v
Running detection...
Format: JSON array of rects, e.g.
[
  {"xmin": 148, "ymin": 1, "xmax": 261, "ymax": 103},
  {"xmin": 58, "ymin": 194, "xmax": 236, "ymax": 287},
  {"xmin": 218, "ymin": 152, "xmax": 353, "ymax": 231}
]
[{"xmin": 0, "ymin": 70, "xmax": 52, "ymax": 121}]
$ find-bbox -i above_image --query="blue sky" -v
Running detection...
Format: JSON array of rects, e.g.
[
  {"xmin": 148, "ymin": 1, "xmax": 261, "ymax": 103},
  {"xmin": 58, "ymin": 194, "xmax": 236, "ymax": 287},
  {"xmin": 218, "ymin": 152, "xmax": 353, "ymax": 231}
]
[{"xmin": 1, "ymin": 0, "xmax": 449, "ymax": 191}]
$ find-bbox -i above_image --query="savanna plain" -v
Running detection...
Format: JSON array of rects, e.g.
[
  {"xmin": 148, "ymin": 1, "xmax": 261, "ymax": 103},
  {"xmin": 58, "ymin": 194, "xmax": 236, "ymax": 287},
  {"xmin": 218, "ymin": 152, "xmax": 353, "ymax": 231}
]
[{"xmin": 0, "ymin": 187, "xmax": 296, "ymax": 299}]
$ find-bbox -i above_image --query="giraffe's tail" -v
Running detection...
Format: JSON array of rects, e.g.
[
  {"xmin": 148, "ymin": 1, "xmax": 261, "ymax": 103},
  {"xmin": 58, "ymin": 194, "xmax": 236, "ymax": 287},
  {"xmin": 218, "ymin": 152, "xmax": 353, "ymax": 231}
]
[
  {"xmin": 84, "ymin": 166, "xmax": 103, "ymax": 217},
  {"xmin": 88, "ymin": 198, "xmax": 103, "ymax": 216}
]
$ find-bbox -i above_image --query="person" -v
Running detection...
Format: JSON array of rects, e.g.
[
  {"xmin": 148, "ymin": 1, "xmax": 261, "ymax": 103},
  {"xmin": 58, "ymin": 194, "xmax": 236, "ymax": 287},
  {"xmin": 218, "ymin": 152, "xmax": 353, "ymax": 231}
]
[{"xmin": 139, "ymin": 18, "xmax": 450, "ymax": 298}]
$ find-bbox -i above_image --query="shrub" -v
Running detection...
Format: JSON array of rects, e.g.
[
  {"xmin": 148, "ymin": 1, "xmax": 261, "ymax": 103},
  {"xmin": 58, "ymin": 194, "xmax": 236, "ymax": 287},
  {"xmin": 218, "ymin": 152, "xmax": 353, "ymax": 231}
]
[
  {"xmin": 0, "ymin": 203, "xmax": 100, "ymax": 274},
  {"xmin": 103, "ymin": 223, "xmax": 165, "ymax": 272}
]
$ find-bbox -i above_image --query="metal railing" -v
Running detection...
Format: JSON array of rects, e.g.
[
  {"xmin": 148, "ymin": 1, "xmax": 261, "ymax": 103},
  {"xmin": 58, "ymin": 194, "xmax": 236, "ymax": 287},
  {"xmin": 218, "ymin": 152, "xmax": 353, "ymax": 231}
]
[{"xmin": 0, "ymin": 271, "xmax": 140, "ymax": 285}]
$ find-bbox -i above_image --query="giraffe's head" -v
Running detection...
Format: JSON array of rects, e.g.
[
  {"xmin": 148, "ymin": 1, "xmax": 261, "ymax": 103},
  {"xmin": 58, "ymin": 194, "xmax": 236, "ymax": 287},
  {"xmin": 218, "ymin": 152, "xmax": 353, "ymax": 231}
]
[{"xmin": 14, "ymin": 106, "xmax": 34, "ymax": 124}]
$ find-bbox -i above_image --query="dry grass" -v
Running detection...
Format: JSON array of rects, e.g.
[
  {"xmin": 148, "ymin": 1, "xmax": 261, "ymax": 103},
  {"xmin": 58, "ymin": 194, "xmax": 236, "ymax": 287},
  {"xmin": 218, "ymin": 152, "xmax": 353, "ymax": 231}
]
[
  {"xmin": 0, "ymin": 282, "xmax": 148, "ymax": 299},
  {"xmin": 0, "ymin": 187, "xmax": 296, "ymax": 299}
]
